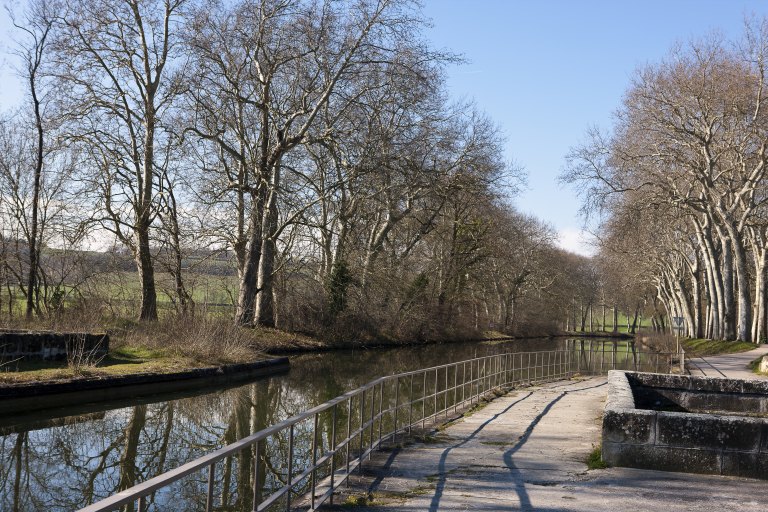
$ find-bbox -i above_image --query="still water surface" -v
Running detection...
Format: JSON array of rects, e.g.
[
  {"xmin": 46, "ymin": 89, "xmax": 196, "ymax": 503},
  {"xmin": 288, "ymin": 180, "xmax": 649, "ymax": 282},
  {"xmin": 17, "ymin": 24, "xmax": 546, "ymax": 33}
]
[{"xmin": 0, "ymin": 338, "xmax": 576, "ymax": 511}]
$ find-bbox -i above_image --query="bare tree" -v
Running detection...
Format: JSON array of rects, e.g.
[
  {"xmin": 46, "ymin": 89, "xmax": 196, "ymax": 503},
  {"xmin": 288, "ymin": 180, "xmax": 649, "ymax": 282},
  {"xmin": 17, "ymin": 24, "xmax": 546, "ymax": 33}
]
[
  {"xmin": 186, "ymin": 0, "xmax": 433, "ymax": 327},
  {"xmin": 6, "ymin": 0, "xmax": 59, "ymax": 318},
  {"xmin": 52, "ymin": 0, "xmax": 187, "ymax": 321}
]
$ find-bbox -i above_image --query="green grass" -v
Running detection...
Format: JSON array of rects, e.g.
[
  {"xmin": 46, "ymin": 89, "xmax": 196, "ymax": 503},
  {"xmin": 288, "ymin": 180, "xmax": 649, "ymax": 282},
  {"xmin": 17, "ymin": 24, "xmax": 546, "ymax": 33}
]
[
  {"xmin": 749, "ymin": 355, "xmax": 768, "ymax": 376},
  {"xmin": 2, "ymin": 271, "xmax": 240, "ymax": 318},
  {"xmin": 0, "ymin": 316, "xmax": 322, "ymax": 384},
  {"xmin": 110, "ymin": 345, "xmax": 168, "ymax": 361},
  {"xmin": 0, "ymin": 340, "xmax": 205, "ymax": 384},
  {"xmin": 601, "ymin": 312, "xmax": 645, "ymax": 330},
  {"xmin": 570, "ymin": 311, "xmax": 646, "ymax": 334},
  {"xmin": 481, "ymin": 330, "xmax": 514, "ymax": 341},
  {"xmin": 682, "ymin": 338, "xmax": 756, "ymax": 357},
  {"xmin": 586, "ymin": 446, "xmax": 608, "ymax": 469}
]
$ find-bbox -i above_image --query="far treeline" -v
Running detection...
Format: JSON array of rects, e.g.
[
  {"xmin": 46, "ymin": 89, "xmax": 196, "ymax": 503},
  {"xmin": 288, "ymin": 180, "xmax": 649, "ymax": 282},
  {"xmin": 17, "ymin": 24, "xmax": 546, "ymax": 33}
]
[
  {"xmin": 564, "ymin": 16, "xmax": 768, "ymax": 344},
  {"xmin": 1, "ymin": 0, "xmax": 625, "ymax": 344}
]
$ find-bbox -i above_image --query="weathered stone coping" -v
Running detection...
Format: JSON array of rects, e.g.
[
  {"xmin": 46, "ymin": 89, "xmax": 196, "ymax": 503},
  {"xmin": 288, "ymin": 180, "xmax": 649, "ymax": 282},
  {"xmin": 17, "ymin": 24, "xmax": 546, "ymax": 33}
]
[
  {"xmin": 603, "ymin": 370, "xmax": 768, "ymax": 479},
  {"xmin": 0, "ymin": 357, "xmax": 290, "ymax": 416}
]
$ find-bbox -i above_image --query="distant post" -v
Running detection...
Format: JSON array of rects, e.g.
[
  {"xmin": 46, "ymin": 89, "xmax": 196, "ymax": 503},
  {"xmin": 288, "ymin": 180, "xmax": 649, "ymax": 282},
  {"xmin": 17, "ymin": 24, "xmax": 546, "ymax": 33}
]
[{"xmin": 672, "ymin": 316, "xmax": 684, "ymax": 358}]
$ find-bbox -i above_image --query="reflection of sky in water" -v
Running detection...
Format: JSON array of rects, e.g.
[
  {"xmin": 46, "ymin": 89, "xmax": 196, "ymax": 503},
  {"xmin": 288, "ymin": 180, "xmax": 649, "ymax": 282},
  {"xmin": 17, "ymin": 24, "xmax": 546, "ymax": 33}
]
[{"xmin": 1, "ymin": 339, "xmax": 568, "ymax": 511}]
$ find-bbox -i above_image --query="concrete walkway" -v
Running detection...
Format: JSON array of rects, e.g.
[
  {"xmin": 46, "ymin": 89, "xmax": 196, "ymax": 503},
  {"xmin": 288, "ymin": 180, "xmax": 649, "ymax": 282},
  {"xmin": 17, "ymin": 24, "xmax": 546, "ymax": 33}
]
[
  {"xmin": 687, "ymin": 344, "xmax": 768, "ymax": 379},
  {"xmin": 329, "ymin": 377, "xmax": 767, "ymax": 511}
]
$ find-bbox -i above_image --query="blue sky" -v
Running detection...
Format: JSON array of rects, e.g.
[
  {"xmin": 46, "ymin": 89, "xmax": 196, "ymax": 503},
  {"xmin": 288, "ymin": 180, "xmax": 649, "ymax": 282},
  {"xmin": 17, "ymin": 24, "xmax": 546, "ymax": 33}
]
[
  {"xmin": 2, "ymin": 1, "xmax": 767, "ymax": 254},
  {"xmin": 422, "ymin": 0, "xmax": 768, "ymax": 254}
]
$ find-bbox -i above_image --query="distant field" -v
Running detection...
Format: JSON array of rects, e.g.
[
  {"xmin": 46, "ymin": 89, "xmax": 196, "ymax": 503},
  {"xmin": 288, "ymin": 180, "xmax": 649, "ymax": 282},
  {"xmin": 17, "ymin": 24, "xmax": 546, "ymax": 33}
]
[
  {"xmin": 571, "ymin": 310, "xmax": 646, "ymax": 334},
  {"xmin": 1, "ymin": 271, "xmax": 240, "ymax": 317}
]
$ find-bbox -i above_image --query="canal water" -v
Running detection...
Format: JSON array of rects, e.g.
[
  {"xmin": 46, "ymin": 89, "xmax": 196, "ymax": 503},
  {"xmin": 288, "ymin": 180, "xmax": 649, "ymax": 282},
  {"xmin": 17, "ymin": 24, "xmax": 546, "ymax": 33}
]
[{"xmin": 0, "ymin": 338, "xmax": 627, "ymax": 511}]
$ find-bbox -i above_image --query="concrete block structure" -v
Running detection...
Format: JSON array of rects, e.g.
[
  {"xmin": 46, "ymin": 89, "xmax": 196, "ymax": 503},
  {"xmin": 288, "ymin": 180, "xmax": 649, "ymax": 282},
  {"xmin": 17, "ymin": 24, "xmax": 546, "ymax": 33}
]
[
  {"xmin": 0, "ymin": 329, "xmax": 109, "ymax": 362},
  {"xmin": 603, "ymin": 370, "xmax": 768, "ymax": 479}
]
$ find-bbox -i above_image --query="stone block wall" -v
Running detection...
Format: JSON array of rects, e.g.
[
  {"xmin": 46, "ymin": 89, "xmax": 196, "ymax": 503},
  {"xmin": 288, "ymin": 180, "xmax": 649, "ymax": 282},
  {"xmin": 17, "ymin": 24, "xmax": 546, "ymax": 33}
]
[
  {"xmin": 602, "ymin": 370, "xmax": 768, "ymax": 479},
  {"xmin": 0, "ymin": 330, "xmax": 109, "ymax": 362}
]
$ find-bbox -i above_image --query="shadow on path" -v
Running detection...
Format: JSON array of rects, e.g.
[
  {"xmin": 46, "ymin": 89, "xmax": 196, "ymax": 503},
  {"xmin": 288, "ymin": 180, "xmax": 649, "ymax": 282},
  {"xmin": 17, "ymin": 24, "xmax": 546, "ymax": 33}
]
[
  {"xmin": 427, "ymin": 392, "xmax": 534, "ymax": 512},
  {"xmin": 360, "ymin": 380, "xmax": 607, "ymax": 512},
  {"xmin": 502, "ymin": 381, "xmax": 606, "ymax": 511}
]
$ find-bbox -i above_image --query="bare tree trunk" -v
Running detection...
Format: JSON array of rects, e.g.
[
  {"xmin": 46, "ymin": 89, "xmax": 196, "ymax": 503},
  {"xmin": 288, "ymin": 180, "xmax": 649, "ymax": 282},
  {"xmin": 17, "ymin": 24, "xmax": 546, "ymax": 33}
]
[
  {"xmin": 754, "ymin": 248, "xmax": 768, "ymax": 343},
  {"xmin": 602, "ymin": 303, "xmax": 606, "ymax": 332},
  {"xmin": 15, "ymin": 6, "xmax": 54, "ymax": 320},
  {"xmin": 720, "ymin": 234, "xmax": 736, "ymax": 340},
  {"xmin": 690, "ymin": 253, "xmax": 705, "ymax": 339},
  {"xmin": 629, "ymin": 306, "xmax": 640, "ymax": 334},
  {"xmin": 136, "ymin": 226, "xmax": 157, "ymax": 321},
  {"xmin": 696, "ymin": 219, "xmax": 723, "ymax": 339},
  {"xmin": 255, "ymin": 180, "xmax": 280, "ymax": 328},
  {"xmin": 728, "ymin": 229, "xmax": 753, "ymax": 342},
  {"xmin": 235, "ymin": 198, "xmax": 263, "ymax": 327},
  {"xmin": 25, "ymin": 68, "xmax": 44, "ymax": 320}
]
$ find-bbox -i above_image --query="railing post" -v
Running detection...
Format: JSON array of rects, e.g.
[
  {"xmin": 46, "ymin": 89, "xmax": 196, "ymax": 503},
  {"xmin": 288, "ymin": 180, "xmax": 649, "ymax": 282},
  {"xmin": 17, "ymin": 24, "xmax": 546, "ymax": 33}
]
[
  {"xmin": 408, "ymin": 374, "xmax": 414, "ymax": 433},
  {"xmin": 252, "ymin": 441, "xmax": 261, "ymax": 511},
  {"xmin": 469, "ymin": 360, "xmax": 474, "ymax": 404},
  {"xmin": 330, "ymin": 403, "xmax": 337, "ymax": 505},
  {"xmin": 453, "ymin": 363, "xmax": 459, "ymax": 413},
  {"xmin": 680, "ymin": 347, "xmax": 686, "ymax": 374},
  {"xmin": 346, "ymin": 398, "xmax": 352, "ymax": 486},
  {"xmin": 444, "ymin": 366, "xmax": 449, "ymax": 419},
  {"xmin": 462, "ymin": 361, "xmax": 466, "ymax": 405},
  {"xmin": 207, "ymin": 463, "xmax": 216, "ymax": 512},
  {"xmin": 422, "ymin": 371, "xmax": 427, "ymax": 428},
  {"xmin": 394, "ymin": 376, "xmax": 400, "ymax": 443},
  {"xmin": 359, "ymin": 390, "xmax": 365, "ymax": 473},
  {"xmin": 377, "ymin": 381, "xmax": 384, "ymax": 448},
  {"xmin": 369, "ymin": 385, "xmax": 376, "ymax": 458},
  {"xmin": 310, "ymin": 412, "xmax": 318, "ymax": 510},
  {"xmin": 286, "ymin": 424, "xmax": 294, "ymax": 511},
  {"xmin": 434, "ymin": 368, "xmax": 438, "ymax": 419},
  {"xmin": 527, "ymin": 352, "xmax": 531, "ymax": 383}
]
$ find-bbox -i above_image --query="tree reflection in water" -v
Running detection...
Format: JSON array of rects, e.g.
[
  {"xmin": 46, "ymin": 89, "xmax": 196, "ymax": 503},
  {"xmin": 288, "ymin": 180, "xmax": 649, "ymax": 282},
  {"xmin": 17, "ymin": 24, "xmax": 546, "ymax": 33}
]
[{"xmin": 0, "ymin": 339, "xmax": 564, "ymax": 511}]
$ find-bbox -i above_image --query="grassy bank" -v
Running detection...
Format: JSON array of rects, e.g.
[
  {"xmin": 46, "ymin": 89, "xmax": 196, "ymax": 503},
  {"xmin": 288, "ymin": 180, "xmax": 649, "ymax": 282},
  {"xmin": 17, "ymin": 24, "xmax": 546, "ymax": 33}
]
[
  {"xmin": 749, "ymin": 355, "xmax": 768, "ymax": 376},
  {"xmin": 0, "ymin": 346, "xmax": 199, "ymax": 384},
  {"xmin": 0, "ymin": 317, "xmax": 321, "ymax": 385},
  {"xmin": 1, "ymin": 318, "xmax": 516, "ymax": 385},
  {"xmin": 682, "ymin": 338, "xmax": 757, "ymax": 357}
]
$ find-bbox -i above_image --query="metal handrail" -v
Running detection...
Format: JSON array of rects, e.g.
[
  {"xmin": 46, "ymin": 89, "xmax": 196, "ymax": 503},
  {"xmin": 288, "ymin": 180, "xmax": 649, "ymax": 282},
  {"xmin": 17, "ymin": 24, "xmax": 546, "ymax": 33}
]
[{"xmin": 78, "ymin": 346, "xmax": 671, "ymax": 512}]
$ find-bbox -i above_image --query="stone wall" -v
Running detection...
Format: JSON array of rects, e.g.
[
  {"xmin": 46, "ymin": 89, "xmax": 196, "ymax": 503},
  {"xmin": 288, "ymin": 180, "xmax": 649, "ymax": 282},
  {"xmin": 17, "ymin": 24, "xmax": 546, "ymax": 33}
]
[
  {"xmin": 0, "ymin": 330, "xmax": 109, "ymax": 362},
  {"xmin": 602, "ymin": 370, "xmax": 768, "ymax": 479}
]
